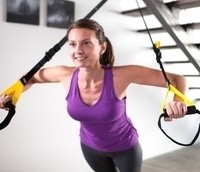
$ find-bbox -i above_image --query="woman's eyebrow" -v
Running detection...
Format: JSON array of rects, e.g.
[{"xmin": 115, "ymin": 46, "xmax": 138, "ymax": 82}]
[{"xmin": 68, "ymin": 38, "xmax": 91, "ymax": 43}]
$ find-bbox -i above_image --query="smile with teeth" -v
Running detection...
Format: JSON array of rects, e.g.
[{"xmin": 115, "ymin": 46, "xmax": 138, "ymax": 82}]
[{"xmin": 75, "ymin": 56, "xmax": 87, "ymax": 61}]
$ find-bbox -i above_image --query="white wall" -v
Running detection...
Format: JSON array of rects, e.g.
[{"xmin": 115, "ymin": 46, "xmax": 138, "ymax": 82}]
[{"xmin": 0, "ymin": 0, "xmax": 199, "ymax": 172}]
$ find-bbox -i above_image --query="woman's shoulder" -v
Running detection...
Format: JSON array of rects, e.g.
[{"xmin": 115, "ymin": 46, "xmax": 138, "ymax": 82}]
[
  {"xmin": 43, "ymin": 65, "xmax": 77, "ymax": 82},
  {"xmin": 52, "ymin": 65, "xmax": 76, "ymax": 75},
  {"xmin": 112, "ymin": 65, "xmax": 144, "ymax": 80},
  {"xmin": 55, "ymin": 65, "xmax": 76, "ymax": 70},
  {"xmin": 53, "ymin": 66, "xmax": 77, "ymax": 91},
  {"xmin": 112, "ymin": 65, "xmax": 137, "ymax": 73}
]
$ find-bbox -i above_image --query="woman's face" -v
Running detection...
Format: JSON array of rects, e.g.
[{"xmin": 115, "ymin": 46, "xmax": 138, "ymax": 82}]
[{"xmin": 67, "ymin": 28, "xmax": 105, "ymax": 68}]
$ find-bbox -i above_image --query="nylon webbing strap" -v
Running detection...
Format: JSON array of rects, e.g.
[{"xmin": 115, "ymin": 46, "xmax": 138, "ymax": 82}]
[
  {"xmin": 135, "ymin": 0, "xmax": 200, "ymax": 146},
  {"xmin": 22, "ymin": 0, "xmax": 108, "ymax": 84},
  {"xmin": 158, "ymin": 106, "xmax": 200, "ymax": 146},
  {"xmin": 0, "ymin": 0, "xmax": 108, "ymax": 130}
]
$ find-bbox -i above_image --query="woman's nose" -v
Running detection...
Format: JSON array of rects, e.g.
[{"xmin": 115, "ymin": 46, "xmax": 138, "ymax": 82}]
[{"xmin": 75, "ymin": 44, "xmax": 83, "ymax": 53}]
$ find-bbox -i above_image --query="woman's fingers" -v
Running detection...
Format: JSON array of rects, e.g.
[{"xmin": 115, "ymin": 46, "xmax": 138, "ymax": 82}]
[
  {"xmin": 165, "ymin": 101, "xmax": 187, "ymax": 121},
  {"xmin": 0, "ymin": 94, "xmax": 12, "ymax": 109}
]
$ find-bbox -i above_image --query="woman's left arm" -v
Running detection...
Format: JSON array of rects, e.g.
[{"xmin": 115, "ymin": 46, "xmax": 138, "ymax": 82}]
[{"xmin": 118, "ymin": 65, "xmax": 188, "ymax": 120}]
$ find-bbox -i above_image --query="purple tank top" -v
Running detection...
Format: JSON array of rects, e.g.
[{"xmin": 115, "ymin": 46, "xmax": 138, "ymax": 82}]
[{"xmin": 66, "ymin": 68, "xmax": 138, "ymax": 152}]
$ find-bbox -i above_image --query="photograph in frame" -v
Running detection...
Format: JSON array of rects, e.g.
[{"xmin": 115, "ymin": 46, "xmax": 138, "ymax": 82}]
[
  {"xmin": 6, "ymin": 0, "xmax": 40, "ymax": 25},
  {"xmin": 47, "ymin": 0, "xmax": 75, "ymax": 29}
]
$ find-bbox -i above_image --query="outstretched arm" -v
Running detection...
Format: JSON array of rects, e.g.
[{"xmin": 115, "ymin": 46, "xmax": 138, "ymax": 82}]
[
  {"xmin": 114, "ymin": 65, "xmax": 187, "ymax": 121},
  {"xmin": 0, "ymin": 65, "xmax": 74, "ymax": 108}
]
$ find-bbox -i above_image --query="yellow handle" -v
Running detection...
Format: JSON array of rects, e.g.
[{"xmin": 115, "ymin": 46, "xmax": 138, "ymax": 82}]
[
  {"xmin": 1, "ymin": 80, "xmax": 24, "ymax": 105},
  {"xmin": 162, "ymin": 84, "xmax": 194, "ymax": 109},
  {"xmin": 169, "ymin": 84, "xmax": 193, "ymax": 106}
]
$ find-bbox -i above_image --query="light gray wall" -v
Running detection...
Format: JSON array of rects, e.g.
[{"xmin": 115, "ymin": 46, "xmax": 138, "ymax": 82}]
[{"xmin": 0, "ymin": 0, "xmax": 199, "ymax": 172}]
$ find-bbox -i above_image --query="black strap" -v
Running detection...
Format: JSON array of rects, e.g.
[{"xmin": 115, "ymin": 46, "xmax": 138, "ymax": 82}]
[
  {"xmin": 21, "ymin": 0, "xmax": 108, "ymax": 84},
  {"xmin": 0, "ymin": 101, "xmax": 15, "ymax": 130},
  {"xmin": 0, "ymin": 0, "xmax": 108, "ymax": 130},
  {"xmin": 136, "ymin": 0, "xmax": 200, "ymax": 146},
  {"xmin": 136, "ymin": 0, "xmax": 171, "ymax": 85},
  {"xmin": 158, "ymin": 106, "xmax": 200, "ymax": 146}
]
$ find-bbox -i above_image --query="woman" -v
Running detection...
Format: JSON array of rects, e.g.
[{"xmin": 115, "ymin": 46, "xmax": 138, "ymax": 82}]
[{"xmin": 0, "ymin": 18, "xmax": 187, "ymax": 172}]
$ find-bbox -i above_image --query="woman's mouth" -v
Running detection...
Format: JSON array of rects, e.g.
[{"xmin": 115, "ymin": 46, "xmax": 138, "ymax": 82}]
[{"xmin": 75, "ymin": 56, "xmax": 87, "ymax": 61}]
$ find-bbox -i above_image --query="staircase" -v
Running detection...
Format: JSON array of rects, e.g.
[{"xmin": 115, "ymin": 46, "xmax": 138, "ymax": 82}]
[{"xmin": 121, "ymin": 0, "xmax": 200, "ymax": 102}]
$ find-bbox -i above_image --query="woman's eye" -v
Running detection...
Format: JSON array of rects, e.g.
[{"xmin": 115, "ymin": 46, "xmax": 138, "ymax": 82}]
[
  {"xmin": 84, "ymin": 41, "xmax": 91, "ymax": 46},
  {"xmin": 69, "ymin": 42, "xmax": 76, "ymax": 47}
]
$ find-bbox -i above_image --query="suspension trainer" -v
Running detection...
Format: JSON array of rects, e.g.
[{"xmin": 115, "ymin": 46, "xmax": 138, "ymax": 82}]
[
  {"xmin": 0, "ymin": 0, "xmax": 108, "ymax": 130},
  {"xmin": 136, "ymin": 0, "xmax": 200, "ymax": 146}
]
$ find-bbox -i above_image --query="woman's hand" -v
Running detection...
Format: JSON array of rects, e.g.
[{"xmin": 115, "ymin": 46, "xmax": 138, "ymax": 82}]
[
  {"xmin": 0, "ymin": 94, "xmax": 12, "ymax": 109},
  {"xmin": 164, "ymin": 101, "xmax": 187, "ymax": 121}
]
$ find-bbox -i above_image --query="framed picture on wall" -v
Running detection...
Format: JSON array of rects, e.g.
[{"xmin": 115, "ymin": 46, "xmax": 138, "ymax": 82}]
[
  {"xmin": 47, "ymin": 0, "xmax": 75, "ymax": 29},
  {"xmin": 6, "ymin": 0, "xmax": 40, "ymax": 25}
]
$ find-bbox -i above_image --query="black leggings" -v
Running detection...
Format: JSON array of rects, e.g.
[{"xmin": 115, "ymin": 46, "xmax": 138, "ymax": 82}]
[{"xmin": 81, "ymin": 141, "xmax": 143, "ymax": 172}]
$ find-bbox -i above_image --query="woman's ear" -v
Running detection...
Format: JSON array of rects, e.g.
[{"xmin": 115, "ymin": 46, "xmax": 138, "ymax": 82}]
[{"xmin": 100, "ymin": 42, "xmax": 107, "ymax": 54}]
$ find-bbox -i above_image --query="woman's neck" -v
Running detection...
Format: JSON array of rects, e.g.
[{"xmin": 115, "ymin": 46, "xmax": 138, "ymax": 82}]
[{"xmin": 78, "ymin": 66, "xmax": 104, "ymax": 83}]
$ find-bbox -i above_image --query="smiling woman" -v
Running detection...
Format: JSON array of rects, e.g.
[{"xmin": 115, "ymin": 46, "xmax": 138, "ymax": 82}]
[{"xmin": 0, "ymin": 17, "xmax": 188, "ymax": 172}]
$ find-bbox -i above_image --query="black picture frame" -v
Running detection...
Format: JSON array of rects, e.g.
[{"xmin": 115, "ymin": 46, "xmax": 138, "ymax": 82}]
[
  {"xmin": 47, "ymin": 0, "xmax": 75, "ymax": 29},
  {"xmin": 6, "ymin": 0, "xmax": 40, "ymax": 25}
]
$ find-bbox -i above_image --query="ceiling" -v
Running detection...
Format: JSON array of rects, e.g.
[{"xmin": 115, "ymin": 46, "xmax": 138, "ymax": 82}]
[{"xmin": 120, "ymin": 0, "xmax": 200, "ymax": 102}]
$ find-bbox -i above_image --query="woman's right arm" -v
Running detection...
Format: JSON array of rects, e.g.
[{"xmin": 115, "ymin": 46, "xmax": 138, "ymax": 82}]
[
  {"xmin": 26, "ymin": 65, "xmax": 74, "ymax": 88},
  {"xmin": 29, "ymin": 65, "xmax": 73, "ymax": 83},
  {"xmin": 0, "ymin": 65, "xmax": 74, "ymax": 108}
]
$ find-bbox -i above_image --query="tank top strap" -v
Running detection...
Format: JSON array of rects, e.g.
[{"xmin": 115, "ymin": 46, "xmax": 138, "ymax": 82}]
[
  {"xmin": 104, "ymin": 67, "xmax": 113, "ymax": 87},
  {"xmin": 66, "ymin": 68, "xmax": 79, "ymax": 99},
  {"xmin": 103, "ymin": 67, "xmax": 116, "ymax": 98}
]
